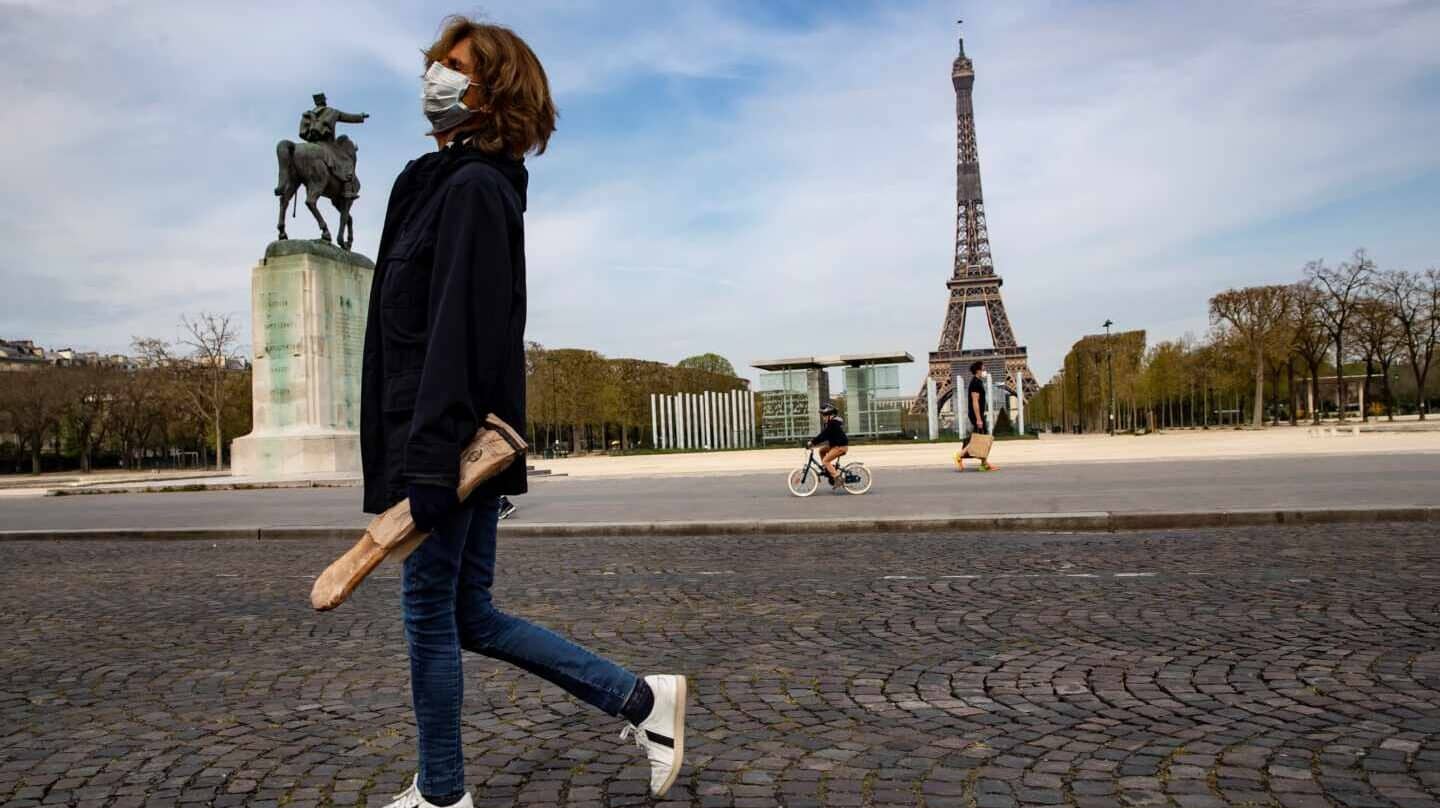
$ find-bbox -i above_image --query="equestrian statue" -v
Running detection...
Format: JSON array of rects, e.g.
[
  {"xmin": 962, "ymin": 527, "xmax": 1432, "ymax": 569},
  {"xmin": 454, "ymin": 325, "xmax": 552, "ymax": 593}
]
[{"xmin": 275, "ymin": 92, "xmax": 367, "ymax": 250}]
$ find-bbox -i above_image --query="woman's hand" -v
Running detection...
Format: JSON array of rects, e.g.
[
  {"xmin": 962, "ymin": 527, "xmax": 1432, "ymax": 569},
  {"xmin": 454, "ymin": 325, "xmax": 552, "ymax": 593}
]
[{"xmin": 408, "ymin": 482, "xmax": 458, "ymax": 532}]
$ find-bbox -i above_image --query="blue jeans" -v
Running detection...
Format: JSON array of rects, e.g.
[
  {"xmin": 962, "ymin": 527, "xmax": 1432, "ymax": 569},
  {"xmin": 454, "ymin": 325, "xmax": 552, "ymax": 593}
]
[{"xmin": 403, "ymin": 496, "xmax": 638, "ymax": 798}]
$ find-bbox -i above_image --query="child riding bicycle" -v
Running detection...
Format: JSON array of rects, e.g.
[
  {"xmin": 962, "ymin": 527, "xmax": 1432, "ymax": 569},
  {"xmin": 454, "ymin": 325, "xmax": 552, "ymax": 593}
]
[{"xmin": 806, "ymin": 403, "xmax": 849, "ymax": 489}]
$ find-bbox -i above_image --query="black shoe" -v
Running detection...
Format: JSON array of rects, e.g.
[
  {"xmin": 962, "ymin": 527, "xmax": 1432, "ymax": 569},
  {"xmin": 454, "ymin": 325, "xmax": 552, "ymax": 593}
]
[{"xmin": 498, "ymin": 498, "xmax": 517, "ymax": 520}]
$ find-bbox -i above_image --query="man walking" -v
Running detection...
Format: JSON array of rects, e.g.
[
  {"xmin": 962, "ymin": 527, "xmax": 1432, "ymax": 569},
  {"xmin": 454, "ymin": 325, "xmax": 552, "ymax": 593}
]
[{"xmin": 956, "ymin": 361, "xmax": 997, "ymax": 472}]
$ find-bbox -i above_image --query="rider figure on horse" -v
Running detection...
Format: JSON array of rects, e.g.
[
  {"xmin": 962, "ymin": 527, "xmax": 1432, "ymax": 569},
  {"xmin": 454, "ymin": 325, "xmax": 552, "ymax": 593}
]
[{"xmin": 283, "ymin": 92, "xmax": 367, "ymax": 199}]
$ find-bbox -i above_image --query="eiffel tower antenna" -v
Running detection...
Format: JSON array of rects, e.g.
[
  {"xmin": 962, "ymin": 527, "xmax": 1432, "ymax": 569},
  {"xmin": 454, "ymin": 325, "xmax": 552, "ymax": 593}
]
[{"xmin": 912, "ymin": 20, "xmax": 1037, "ymax": 414}]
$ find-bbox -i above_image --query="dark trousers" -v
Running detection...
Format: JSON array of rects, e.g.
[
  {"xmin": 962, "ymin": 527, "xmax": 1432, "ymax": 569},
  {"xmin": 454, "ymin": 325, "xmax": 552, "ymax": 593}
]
[{"xmin": 402, "ymin": 496, "xmax": 639, "ymax": 797}]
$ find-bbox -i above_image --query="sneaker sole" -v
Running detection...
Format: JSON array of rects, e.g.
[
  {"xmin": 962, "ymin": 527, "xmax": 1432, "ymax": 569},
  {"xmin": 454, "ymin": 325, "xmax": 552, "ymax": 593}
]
[{"xmin": 654, "ymin": 676, "xmax": 687, "ymax": 798}]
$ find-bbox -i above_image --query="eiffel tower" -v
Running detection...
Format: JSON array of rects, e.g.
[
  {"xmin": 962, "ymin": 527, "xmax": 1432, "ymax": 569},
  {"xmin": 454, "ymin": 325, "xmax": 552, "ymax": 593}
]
[{"xmin": 915, "ymin": 28, "xmax": 1037, "ymax": 413}]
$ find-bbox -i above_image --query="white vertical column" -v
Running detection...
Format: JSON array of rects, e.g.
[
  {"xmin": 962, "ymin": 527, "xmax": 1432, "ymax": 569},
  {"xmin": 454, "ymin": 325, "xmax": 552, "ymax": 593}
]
[
  {"xmin": 704, "ymin": 392, "xmax": 713, "ymax": 450},
  {"xmin": 986, "ymin": 374, "xmax": 997, "ymax": 435},
  {"xmin": 661, "ymin": 395, "xmax": 670, "ymax": 449},
  {"xmin": 726, "ymin": 391, "xmax": 735, "ymax": 449},
  {"xmin": 926, "ymin": 377, "xmax": 939, "ymax": 441},
  {"xmin": 650, "ymin": 394, "xmax": 658, "ymax": 448},
  {"xmin": 731, "ymin": 390, "xmax": 740, "ymax": 448},
  {"xmin": 1016, "ymin": 385, "xmax": 1025, "ymax": 435},
  {"xmin": 685, "ymin": 393, "xmax": 693, "ymax": 448},
  {"xmin": 724, "ymin": 392, "xmax": 733, "ymax": 449},
  {"xmin": 747, "ymin": 390, "xmax": 756, "ymax": 446},
  {"xmin": 677, "ymin": 394, "xmax": 687, "ymax": 450},
  {"xmin": 738, "ymin": 391, "xmax": 746, "ymax": 447},
  {"xmin": 957, "ymin": 375, "xmax": 970, "ymax": 439}
]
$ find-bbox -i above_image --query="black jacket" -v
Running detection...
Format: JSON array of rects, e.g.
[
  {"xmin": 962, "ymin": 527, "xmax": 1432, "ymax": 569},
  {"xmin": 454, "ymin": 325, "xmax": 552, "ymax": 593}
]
[
  {"xmin": 811, "ymin": 417, "xmax": 848, "ymax": 448},
  {"xmin": 966, "ymin": 375, "xmax": 988, "ymax": 430},
  {"xmin": 360, "ymin": 143, "xmax": 529, "ymax": 514}
]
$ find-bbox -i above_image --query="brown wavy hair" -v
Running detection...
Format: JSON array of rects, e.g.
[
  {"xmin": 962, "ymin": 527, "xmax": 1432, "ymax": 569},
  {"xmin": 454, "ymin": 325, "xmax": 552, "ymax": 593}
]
[{"xmin": 424, "ymin": 17, "xmax": 557, "ymax": 157}]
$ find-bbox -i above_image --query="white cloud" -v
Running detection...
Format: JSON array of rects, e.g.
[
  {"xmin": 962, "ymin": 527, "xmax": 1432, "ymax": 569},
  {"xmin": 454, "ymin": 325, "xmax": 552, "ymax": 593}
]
[{"xmin": 2, "ymin": 0, "xmax": 1438, "ymax": 395}]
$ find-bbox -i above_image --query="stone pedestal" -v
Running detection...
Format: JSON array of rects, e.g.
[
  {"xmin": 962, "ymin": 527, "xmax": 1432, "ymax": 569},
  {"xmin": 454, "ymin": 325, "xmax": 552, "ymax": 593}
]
[{"xmin": 232, "ymin": 240, "xmax": 374, "ymax": 477}]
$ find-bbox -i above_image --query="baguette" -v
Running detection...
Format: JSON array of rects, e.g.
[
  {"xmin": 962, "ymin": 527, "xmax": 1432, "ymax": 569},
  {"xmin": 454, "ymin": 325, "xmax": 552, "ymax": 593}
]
[{"xmin": 310, "ymin": 414, "xmax": 527, "ymax": 611}]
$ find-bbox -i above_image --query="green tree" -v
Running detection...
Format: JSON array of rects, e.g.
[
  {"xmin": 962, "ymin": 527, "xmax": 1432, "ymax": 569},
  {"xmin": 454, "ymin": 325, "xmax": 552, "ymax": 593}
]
[
  {"xmin": 676, "ymin": 353, "xmax": 737, "ymax": 377},
  {"xmin": 1209, "ymin": 284, "xmax": 1294, "ymax": 428}
]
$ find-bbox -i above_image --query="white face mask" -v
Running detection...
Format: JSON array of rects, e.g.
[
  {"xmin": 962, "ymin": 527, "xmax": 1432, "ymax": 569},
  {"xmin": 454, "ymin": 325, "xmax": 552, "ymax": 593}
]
[{"xmin": 422, "ymin": 62, "xmax": 480, "ymax": 135}]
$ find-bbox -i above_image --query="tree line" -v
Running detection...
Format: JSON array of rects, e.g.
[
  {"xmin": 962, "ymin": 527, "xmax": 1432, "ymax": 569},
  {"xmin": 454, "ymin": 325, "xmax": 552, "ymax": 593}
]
[
  {"xmin": 0, "ymin": 314, "xmax": 249, "ymax": 474},
  {"xmin": 1027, "ymin": 250, "xmax": 1439, "ymax": 431},
  {"xmin": 525, "ymin": 344, "xmax": 748, "ymax": 453},
  {"xmin": 0, "ymin": 331, "xmax": 748, "ymax": 473}
]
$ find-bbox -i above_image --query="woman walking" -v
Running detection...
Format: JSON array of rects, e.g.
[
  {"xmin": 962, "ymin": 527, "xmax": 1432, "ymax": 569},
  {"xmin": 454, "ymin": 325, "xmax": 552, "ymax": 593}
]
[{"xmin": 359, "ymin": 17, "xmax": 686, "ymax": 808}]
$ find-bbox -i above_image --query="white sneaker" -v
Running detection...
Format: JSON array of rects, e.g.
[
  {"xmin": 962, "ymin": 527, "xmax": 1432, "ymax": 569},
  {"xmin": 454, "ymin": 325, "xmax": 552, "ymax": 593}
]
[
  {"xmin": 382, "ymin": 775, "xmax": 473, "ymax": 808},
  {"xmin": 620, "ymin": 674, "xmax": 687, "ymax": 797}
]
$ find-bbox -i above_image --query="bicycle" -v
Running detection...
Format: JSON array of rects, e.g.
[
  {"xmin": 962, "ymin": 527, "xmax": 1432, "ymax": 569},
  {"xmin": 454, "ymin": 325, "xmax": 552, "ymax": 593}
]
[{"xmin": 787, "ymin": 447, "xmax": 873, "ymax": 496}]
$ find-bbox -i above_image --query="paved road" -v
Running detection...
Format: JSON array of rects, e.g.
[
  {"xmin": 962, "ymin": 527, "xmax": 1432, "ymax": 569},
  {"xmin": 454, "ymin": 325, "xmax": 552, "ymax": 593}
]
[
  {"xmin": 2, "ymin": 454, "xmax": 1437, "ymax": 532},
  {"xmin": 3, "ymin": 524, "xmax": 1438, "ymax": 807}
]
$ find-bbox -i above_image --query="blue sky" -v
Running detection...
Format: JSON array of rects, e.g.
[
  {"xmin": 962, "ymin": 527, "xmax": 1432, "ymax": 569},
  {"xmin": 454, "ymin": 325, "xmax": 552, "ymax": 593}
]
[{"xmin": 2, "ymin": 0, "xmax": 1438, "ymax": 392}]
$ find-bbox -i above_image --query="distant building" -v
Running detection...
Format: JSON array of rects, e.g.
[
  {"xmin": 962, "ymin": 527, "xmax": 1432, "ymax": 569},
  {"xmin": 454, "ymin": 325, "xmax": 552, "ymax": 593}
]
[
  {"xmin": 751, "ymin": 353, "xmax": 914, "ymax": 443},
  {"xmin": 0, "ymin": 339, "xmax": 47, "ymax": 372},
  {"xmin": 0, "ymin": 339, "xmax": 147, "ymax": 372}
]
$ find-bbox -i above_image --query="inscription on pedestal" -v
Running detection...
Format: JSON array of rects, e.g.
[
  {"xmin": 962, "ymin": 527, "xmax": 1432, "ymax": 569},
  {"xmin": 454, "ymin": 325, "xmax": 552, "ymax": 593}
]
[
  {"xmin": 232, "ymin": 243, "xmax": 372, "ymax": 477},
  {"xmin": 257, "ymin": 271, "xmax": 305, "ymax": 428}
]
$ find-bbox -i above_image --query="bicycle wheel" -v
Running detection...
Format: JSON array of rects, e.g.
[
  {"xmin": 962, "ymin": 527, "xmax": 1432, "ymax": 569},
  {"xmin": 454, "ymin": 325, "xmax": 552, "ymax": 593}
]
[
  {"xmin": 787, "ymin": 467, "xmax": 820, "ymax": 497},
  {"xmin": 841, "ymin": 463, "xmax": 873, "ymax": 495}
]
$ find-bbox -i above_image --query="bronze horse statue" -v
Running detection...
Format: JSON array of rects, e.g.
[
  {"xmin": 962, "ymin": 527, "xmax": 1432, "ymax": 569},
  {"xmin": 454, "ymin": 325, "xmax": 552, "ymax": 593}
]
[{"xmin": 275, "ymin": 138, "xmax": 357, "ymax": 250}]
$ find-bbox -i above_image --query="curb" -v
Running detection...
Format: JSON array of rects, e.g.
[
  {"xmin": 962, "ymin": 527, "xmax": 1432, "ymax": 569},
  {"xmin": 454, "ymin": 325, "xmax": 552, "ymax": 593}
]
[
  {"xmin": 0, "ymin": 506, "xmax": 1435, "ymax": 542},
  {"xmin": 38, "ymin": 468, "xmax": 559, "ymax": 497}
]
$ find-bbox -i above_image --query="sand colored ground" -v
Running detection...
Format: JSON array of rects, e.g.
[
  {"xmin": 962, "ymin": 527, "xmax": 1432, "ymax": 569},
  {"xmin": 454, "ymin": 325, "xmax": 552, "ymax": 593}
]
[
  {"xmin": 532, "ymin": 425, "xmax": 1440, "ymax": 479},
  {"xmin": 3, "ymin": 423, "xmax": 1436, "ymax": 497}
]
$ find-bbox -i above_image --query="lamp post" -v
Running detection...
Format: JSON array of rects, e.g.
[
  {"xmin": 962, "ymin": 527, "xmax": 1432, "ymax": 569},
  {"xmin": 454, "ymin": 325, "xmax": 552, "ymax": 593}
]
[{"xmin": 1103, "ymin": 319, "xmax": 1116, "ymax": 436}]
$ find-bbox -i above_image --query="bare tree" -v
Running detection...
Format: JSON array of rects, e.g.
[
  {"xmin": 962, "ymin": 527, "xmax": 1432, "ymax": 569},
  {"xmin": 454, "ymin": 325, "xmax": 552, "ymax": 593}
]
[
  {"xmin": 134, "ymin": 314, "xmax": 242, "ymax": 469},
  {"xmin": 60, "ymin": 365, "xmax": 117, "ymax": 473},
  {"xmin": 110, "ymin": 355, "xmax": 169, "ymax": 469},
  {"xmin": 1209, "ymin": 284, "xmax": 1293, "ymax": 428},
  {"xmin": 1306, "ymin": 250, "xmax": 1376, "ymax": 422},
  {"xmin": 0, "ymin": 368, "xmax": 69, "ymax": 474},
  {"xmin": 1377, "ymin": 268, "xmax": 1440, "ymax": 420},
  {"xmin": 1353, "ymin": 293, "xmax": 1404, "ymax": 421},
  {"xmin": 1289, "ymin": 283, "xmax": 1330, "ymax": 425}
]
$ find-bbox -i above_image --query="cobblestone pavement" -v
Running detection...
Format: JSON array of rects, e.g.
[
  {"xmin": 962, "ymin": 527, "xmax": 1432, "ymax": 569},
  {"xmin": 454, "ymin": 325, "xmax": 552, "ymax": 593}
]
[{"xmin": 2, "ymin": 525, "xmax": 1438, "ymax": 808}]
